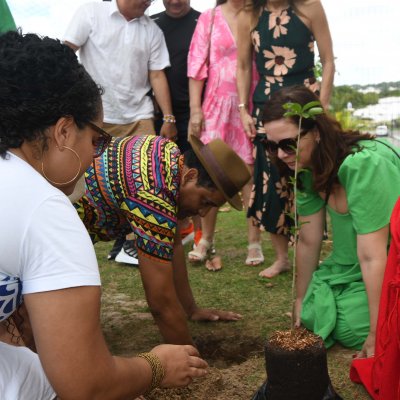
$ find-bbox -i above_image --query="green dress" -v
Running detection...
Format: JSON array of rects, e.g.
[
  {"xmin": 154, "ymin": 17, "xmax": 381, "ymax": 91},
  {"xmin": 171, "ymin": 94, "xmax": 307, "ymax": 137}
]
[
  {"xmin": 248, "ymin": 5, "xmax": 318, "ymax": 234},
  {"xmin": 297, "ymin": 140, "xmax": 400, "ymax": 349},
  {"xmin": 0, "ymin": 0, "xmax": 16, "ymax": 33}
]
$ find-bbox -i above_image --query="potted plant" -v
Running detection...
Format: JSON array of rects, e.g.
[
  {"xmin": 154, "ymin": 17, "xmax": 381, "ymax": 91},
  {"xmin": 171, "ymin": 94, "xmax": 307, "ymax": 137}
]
[{"xmin": 252, "ymin": 101, "xmax": 342, "ymax": 400}]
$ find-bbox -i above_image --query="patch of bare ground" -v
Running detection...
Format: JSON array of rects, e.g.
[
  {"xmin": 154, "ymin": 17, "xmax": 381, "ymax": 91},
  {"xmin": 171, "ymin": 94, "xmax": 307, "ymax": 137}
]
[{"xmin": 145, "ymin": 334, "xmax": 265, "ymax": 399}]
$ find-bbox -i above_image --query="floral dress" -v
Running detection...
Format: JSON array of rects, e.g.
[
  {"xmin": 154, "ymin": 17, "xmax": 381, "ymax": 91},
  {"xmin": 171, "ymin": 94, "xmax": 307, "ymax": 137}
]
[
  {"xmin": 248, "ymin": 5, "xmax": 318, "ymax": 234},
  {"xmin": 187, "ymin": 6, "xmax": 258, "ymax": 165}
]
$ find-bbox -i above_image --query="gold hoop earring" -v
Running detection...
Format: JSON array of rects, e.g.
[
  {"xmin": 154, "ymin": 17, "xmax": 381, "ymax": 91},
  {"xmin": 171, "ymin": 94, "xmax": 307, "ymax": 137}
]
[{"xmin": 41, "ymin": 146, "xmax": 82, "ymax": 186}]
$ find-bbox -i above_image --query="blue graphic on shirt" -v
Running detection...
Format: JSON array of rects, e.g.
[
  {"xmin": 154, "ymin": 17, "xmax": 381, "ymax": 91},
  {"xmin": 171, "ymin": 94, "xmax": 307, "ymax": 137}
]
[{"xmin": 0, "ymin": 272, "xmax": 22, "ymax": 321}]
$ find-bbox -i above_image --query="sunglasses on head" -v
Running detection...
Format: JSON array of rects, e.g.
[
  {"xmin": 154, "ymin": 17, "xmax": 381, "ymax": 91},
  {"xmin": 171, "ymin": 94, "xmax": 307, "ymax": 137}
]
[
  {"xmin": 86, "ymin": 121, "xmax": 112, "ymax": 158},
  {"xmin": 263, "ymin": 130, "xmax": 309, "ymax": 156}
]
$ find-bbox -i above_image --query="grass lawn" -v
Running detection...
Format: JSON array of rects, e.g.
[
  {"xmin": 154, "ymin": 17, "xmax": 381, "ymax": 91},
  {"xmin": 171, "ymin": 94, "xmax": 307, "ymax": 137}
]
[{"xmin": 96, "ymin": 208, "xmax": 371, "ymax": 399}]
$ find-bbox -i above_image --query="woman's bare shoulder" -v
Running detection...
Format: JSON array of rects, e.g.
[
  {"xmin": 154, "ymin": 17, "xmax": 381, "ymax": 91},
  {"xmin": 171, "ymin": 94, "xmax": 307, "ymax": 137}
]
[
  {"xmin": 237, "ymin": 8, "xmax": 257, "ymax": 30},
  {"xmin": 294, "ymin": 0, "xmax": 325, "ymax": 22}
]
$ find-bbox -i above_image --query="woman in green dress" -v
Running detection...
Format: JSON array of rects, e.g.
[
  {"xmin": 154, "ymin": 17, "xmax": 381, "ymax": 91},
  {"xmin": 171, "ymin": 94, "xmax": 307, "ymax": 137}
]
[
  {"xmin": 237, "ymin": 0, "xmax": 334, "ymax": 277},
  {"xmin": 262, "ymin": 86, "xmax": 400, "ymax": 356}
]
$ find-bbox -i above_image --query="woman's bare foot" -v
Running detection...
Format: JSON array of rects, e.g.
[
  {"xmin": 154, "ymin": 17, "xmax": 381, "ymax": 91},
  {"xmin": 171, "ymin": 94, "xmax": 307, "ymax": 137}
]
[
  {"xmin": 258, "ymin": 259, "xmax": 291, "ymax": 278},
  {"xmin": 205, "ymin": 255, "xmax": 222, "ymax": 271}
]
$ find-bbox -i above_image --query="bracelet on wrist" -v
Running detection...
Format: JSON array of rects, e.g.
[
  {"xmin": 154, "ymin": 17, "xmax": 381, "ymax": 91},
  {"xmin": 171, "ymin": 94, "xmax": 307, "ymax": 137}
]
[
  {"xmin": 238, "ymin": 103, "xmax": 248, "ymax": 110},
  {"xmin": 137, "ymin": 352, "xmax": 165, "ymax": 394},
  {"xmin": 163, "ymin": 114, "xmax": 176, "ymax": 123}
]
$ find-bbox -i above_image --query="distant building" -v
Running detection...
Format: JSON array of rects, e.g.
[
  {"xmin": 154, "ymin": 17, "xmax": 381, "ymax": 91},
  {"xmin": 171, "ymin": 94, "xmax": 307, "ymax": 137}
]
[
  {"xmin": 353, "ymin": 97, "xmax": 400, "ymax": 122},
  {"xmin": 359, "ymin": 87, "xmax": 381, "ymax": 94}
]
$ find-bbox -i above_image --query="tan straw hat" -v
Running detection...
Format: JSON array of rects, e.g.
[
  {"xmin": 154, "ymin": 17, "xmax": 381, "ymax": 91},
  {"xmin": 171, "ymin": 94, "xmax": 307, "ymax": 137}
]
[{"xmin": 188, "ymin": 135, "xmax": 251, "ymax": 210}]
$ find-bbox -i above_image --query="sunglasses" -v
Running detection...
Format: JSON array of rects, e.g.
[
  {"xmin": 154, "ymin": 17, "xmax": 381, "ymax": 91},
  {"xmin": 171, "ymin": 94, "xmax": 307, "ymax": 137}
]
[
  {"xmin": 263, "ymin": 130, "xmax": 309, "ymax": 156},
  {"xmin": 86, "ymin": 121, "xmax": 112, "ymax": 158}
]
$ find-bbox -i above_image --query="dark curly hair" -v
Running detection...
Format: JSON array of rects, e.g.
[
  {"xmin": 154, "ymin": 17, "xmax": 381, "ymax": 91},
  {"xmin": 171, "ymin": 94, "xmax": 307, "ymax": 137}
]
[
  {"xmin": 0, "ymin": 30, "xmax": 103, "ymax": 158},
  {"xmin": 262, "ymin": 85, "xmax": 374, "ymax": 194},
  {"xmin": 183, "ymin": 149, "xmax": 217, "ymax": 190}
]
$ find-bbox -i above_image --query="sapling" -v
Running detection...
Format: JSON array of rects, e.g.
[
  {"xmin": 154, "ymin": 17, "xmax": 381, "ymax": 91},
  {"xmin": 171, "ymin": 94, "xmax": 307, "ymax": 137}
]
[
  {"xmin": 281, "ymin": 100, "xmax": 324, "ymax": 330},
  {"xmin": 251, "ymin": 101, "xmax": 343, "ymax": 400}
]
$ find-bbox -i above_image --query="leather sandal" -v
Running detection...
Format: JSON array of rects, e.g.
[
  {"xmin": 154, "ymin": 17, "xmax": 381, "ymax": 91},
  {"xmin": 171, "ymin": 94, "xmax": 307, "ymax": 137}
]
[
  {"xmin": 188, "ymin": 238, "xmax": 212, "ymax": 263},
  {"xmin": 245, "ymin": 242, "xmax": 264, "ymax": 266}
]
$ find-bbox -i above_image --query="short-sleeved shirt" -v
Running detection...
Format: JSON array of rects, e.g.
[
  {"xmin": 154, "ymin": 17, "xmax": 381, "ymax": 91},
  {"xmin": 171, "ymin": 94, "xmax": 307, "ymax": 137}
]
[
  {"xmin": 63, "ymin": 0, "xmax": 170, "ymax": 124},
  {"xmin": 77, "ymin": 135, "xmax": 183, "ymax": 263},
  {"xmin": 0, "ymin": 153, "xmax": 100, "ymax": 322},
  {"xmin": 297, "ymin": 139, "xmax": 400, "ymax": 234}
]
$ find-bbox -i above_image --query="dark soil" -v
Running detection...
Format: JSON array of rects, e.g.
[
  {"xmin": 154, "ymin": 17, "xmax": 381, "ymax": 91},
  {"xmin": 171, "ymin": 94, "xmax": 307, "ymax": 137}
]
[{"xmin": 147, "ymin": 334, "xmax": 266, "ymax": 400}]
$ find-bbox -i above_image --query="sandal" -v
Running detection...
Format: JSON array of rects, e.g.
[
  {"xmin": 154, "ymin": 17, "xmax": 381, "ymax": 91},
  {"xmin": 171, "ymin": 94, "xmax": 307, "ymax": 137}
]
[
  {"xmin": 245, "ymin": 243, "xmax": 264, "ymax": 266},
  {"xmin": 188, "ymin": 238, "xmax": 212, "ymax": 263}
]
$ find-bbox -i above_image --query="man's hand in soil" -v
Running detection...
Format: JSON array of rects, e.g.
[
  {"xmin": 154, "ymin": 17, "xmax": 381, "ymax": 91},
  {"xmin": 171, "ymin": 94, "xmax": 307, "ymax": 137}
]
[{"xmin": 189, "ymin": 308, "xmax": 242, "ymax": 322}]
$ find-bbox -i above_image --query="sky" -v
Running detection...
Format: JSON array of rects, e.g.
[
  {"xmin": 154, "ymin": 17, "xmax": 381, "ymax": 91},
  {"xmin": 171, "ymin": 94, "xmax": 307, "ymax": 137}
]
[{"xmin": 6, "ymin": 0, "xmax": 400, "ymax": 86}]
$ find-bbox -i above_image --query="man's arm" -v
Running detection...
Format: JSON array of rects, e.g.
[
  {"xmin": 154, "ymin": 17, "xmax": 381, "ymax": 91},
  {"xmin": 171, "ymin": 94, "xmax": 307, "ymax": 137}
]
[
  {"xmin": 138, "ymin": 251, "xmax": 194, "ymax": 345},
  {"xmin": 149, "ymin": 69, "xmax": 177, "ymax": 140},
  {"xmin": 171, "ymin": 228, "xmax": 242, "ymax": 323},
  {"xmin": 138, "ymin": 227, "xmax": 242, "ymax": 345}
]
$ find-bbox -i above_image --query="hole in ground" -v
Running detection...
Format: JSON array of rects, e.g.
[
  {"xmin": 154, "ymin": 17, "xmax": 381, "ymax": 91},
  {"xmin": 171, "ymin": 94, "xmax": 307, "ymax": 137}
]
[{"xmin": 194, "ymin": 334, "xmax": 265, "ymax": 368}]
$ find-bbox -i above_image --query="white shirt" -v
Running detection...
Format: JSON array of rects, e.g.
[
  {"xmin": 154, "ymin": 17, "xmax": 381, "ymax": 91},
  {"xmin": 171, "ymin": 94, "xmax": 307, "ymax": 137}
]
[
  {"xmin": 0, "ymin": 152, "xmax": 100, "ymax": 398},
  {"xmin": 0, "ymin": 152, "xmax": 100, "ymax": 300},
  {"xmin": 0, "ymin": 342, "xmax": 55, "ymax": 400},
  {"xmin": 63, "ymin": 0, "xmax": 170, "ymax": 124}
]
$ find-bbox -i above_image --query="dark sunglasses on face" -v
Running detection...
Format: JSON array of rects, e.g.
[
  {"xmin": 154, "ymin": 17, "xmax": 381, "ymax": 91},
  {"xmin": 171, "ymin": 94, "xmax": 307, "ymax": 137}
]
[
  {"xmin": 263, "ymin": 130, "xmax": 309, "ymax": 156},
  {"xmin": 86, "ymin": 121, "xmax": 112, "ymax": 158}
]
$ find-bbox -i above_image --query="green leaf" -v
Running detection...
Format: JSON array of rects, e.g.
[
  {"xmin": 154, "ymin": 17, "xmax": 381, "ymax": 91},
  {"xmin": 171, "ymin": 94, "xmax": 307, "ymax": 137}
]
[
  {"xmin": 283, "ymin": 102, "xmax": 302, "ymax": 114},
  {"xmin": 302, "ymin": 101, "xmax": 322, "ymax": 111},
  {"xmin": 308, "ymin": 107, "xmax": 324, "ymax": 116}
]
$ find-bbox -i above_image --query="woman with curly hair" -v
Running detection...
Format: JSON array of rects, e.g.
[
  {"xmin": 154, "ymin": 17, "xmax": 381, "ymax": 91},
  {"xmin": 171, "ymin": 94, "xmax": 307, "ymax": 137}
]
[
  {"xmin": 0, "ymin": 30, "xmax": 207, "ymax": 399},
  {"xmin": 237, "ymin": 0, "xmax": 335, "ymax": 278},
  {"xmin": 262, "ymin": 85, "xmax": 400, "ymax": 358}
]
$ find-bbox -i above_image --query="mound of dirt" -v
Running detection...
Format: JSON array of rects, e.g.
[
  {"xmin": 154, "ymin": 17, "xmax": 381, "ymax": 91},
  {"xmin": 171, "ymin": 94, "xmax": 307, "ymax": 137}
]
[{"xmin": 147, "ymin": 334, "xmax": 266, "ymax": 400}]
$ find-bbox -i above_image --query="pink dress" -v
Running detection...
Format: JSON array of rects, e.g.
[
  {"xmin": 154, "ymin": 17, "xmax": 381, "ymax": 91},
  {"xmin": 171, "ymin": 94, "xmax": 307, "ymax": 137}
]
[{"xmin": 187, "ymin": 6, "xmax": 258, "ymax": 165}]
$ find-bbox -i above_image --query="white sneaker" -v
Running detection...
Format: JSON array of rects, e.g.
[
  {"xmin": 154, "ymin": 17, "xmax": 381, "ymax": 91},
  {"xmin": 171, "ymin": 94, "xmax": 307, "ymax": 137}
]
[{"xmin": 115, "ymin": 248, "xmax": 139, "ymax": 265}]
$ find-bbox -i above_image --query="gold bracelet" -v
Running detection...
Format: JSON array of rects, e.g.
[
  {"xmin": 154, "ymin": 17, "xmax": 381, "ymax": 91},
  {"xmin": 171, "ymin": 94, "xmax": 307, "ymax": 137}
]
[
  {"xmin": 162, "ymin": 114, "xmax": 176, "ymax": 123},
  {"xmin": 137, "ymin": 352, "xmax": 165, "ymax": 393}
]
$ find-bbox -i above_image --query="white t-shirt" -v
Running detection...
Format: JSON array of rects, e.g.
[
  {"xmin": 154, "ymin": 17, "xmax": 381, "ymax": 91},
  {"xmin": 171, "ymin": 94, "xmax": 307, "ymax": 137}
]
[
  {"xmin": 0, "ymin": 152, "xmax": 100, "ymax": 296},
  {"xmin": 63, "ymin": 0, "xmax": 170, "ymax": 124},
  {"xmin": 0, "ymin": 342, "xmax": 55, "ymax": 400},
  {"xmin": 0, "ymin": 152, "xmax": 100, "ymax": 397}
]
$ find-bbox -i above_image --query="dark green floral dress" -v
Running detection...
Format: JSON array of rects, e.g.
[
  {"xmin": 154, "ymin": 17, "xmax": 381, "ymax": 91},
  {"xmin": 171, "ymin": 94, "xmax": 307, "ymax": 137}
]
[{"xmin": 248, "ymin": 5, "xmax": 318, "ymax": 235}]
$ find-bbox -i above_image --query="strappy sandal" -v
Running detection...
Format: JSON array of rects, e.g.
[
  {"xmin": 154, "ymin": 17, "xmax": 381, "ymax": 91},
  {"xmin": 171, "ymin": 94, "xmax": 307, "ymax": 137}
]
[
  {"xmin": 188, "ymin": 238, "xmax": 212, "ymax": 263},
  {"xmin": 245, "ymin": 242, "xmax": 264, "ymax": 266}
]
